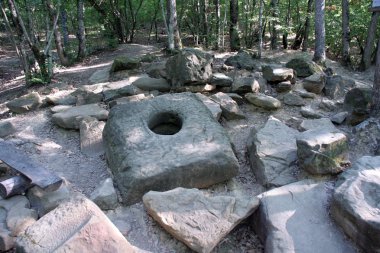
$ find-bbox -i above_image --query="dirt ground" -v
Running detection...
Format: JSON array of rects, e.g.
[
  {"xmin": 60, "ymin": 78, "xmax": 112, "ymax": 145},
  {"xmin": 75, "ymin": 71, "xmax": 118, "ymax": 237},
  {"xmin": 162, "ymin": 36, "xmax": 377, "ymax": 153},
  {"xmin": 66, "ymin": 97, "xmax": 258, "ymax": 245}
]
[{"xmin": 0, "ymin": 41, "xmax": 377, "ymax": 252}]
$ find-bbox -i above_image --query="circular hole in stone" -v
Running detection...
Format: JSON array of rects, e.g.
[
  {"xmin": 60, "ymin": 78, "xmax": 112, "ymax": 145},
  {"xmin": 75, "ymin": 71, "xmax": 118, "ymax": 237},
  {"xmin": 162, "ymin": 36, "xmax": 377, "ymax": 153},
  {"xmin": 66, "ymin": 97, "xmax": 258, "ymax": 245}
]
[{"xmin": 148, "ymin": 112, "xmax": 182, "ymax": 135}]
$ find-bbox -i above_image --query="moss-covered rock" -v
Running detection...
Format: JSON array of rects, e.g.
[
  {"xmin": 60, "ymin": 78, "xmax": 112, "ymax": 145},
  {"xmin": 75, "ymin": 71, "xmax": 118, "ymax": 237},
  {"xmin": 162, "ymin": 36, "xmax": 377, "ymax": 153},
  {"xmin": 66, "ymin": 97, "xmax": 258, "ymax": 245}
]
[
  {"xmin": 285, "ymin": 58, "xmax": 323, "ymax": 77},
  {"xmin": 110, "ymin": 56, "xmax": 141, "ymax": 73}
]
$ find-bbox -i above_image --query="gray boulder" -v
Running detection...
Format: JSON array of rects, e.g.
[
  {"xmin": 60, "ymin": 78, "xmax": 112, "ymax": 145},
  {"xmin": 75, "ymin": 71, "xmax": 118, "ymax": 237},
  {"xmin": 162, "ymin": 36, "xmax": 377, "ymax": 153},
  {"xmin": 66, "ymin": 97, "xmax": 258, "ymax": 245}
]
[
  {"xmin": 245, "ymin": 93, "xmax": 281, "ymax": 110},
  {"xmin": 299, "ymin": 118, "xmax": 338, "ymax": 132},
  {"xmin": 247, "ymin": 117, "xmax": 301, "ymax": 187},
  {"xmin": 16, "ymin": 194, "xmax": 137, "ymax": 253},
  {"xmin": 210, "ymin": 92, "xmax": 245, "ymax": 120},
  {"xmin": 285, "ymin": 58, "xmax": 322, "ymax": 77},
  {"xmin": 89, "ymin": 67, "xmax": 110, "ymax": 84},
  {"xmin": 325, "ymin": 75, "xmax": 355, "ymax": 99},
  {"xmin": 319, "ymin": 98, "xmax": 337, "ymax": 112},
  {"xmin": 331, "ymin": 156, "xmax": 380, "ymax": 253},
  {"xmin": 110, "ymin": 56, "xmax": 141, "ymax": 72},
  {"xmin": 195, "ymin": 93, "xmax": 222, "ymax": 121},
  {"xmin": 131, "ymin": 76, "xmax": 171, "ymax": 92},
  {"xmin": 146, "ymin": 62, "xmax": 167, "ymax": 79},
  {"xmin": 210, "ymin": 73, "xmax": 233, "ymax": 87},
  {"xmin": 330, "ymin": 111, "xmax": 348, "ymax": 124},
  {"xmin": 303, "ymin": 73, "xmax": 325, "ymax": 94},
  {"xmin": 295, "ymin": 89, "xmax": 317, "ymax": 99},
  {"xmin": 45, "ymin": 93, "xmax": 77, "ymax": 106},
  {"xmin": 90, "ymin": 178, "xmax": 118, "ymax": 210},
  {"xmin": 165, "ymin": 48, "xmax": 213, "ymax": 86},
  {"xmin": 262, "ymin": 65, "xmax": 295, "ymax": 83},
  {"xmin": 231, "ymin": 77, "xmax": 260, "ymax": 94},
  {"xmin": 108, "ymin": 94, "xmax": 154, "ymax": 108},
  {"xmin": 224, "ymin": 50, "xmax": 256, "ymax": 70},
  {"xmin": 52, "ymin": 104, "xmax": 109, "ymax": 130},
  {"xmin": 102, "ymin": 84, "xmax": 144, "ymax": 102},
  {"xmin": 252, "ymin": 180, "xmax": 358, "ymax": 253},
  {"xmin": 300, "ymin": 107, "xmax": 323, "ymax": 119},
  {"xmin": 80, "ymin": 117, "xmax": 105, "ymax": 156},
  {"xmin": 103, "ymin": 93, "xmax": 239, "ymax": 205},
  {"xmin": 297, "ymin": 129, "xmax": 349, "ymax": 175},
  {"xmin": 6, "ymin": 92, "xmax": 42, "ymax": 114},
  {"xmin": 0, "ymin": 121, "xmax": 16, "ymax": 138},
  {"xmin": 276, "ymin": 81, "xmax": 292, "ymax": 93},
  {"xmin": 227, "ymin": 93, "xmax": 244, "ymax": 105},
  {"xmin": 344, "ymin": 87, "xmax": 372, "ymax": 125},
  {"xmin": 50, "ymin": 105, "xmax": 73, "ymax": 114},
  {"xmin": 143, "ymin": 188, "xmax": 259, "ymax": 253},
  {"xmin": 283, "ymin": 93, "xmax": 305, "ymax": 106}
]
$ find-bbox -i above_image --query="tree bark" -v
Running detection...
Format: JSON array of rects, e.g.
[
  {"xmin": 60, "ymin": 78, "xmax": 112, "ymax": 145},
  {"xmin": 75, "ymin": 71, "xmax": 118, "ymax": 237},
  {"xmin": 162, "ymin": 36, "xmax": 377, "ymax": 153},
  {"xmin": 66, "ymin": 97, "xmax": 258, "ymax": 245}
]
[
  {"xmin": 60, "ymin": 2, "xmax": 69, "ymax": 47},
  {"xmin": 258, "ymin": 0, "xmax": 264, "ymax": 58},
  {"xmin": 270, "ymin": 0, "xmax": 279, "ymax": 50},
  {"xmin": 360, "ymin": 12, "xmax": 380, "ymax": 71},
  {"xmin": 282, "ymin": 0, "xmax": 291, "ymax": 49},
  {"xmin": 24, "ymin": 0, "xmax": 38, "ymax": 45},
  {"xmin": 341, "ymin": 0, "xmax": 350, "ymax": 66},
  {"xmin": 171, "ymin": 0, "xmax": 182, "ymax": 49},
  {"xmin": 214, "ymin": 0, "xmax": 221, "ymax": 49},
  {"xmin": 313, "ymin": 0, "xmax": 326, "ymax": 64},
  {"xmin": 302, "ymin": 0, "xmax": 313, "ymax": 51},
  {"xmin": 372, "ymin": 39, "xmax": 380, "ymax": 115},
  {"xmin": 229, "ymin": 0, "xmax": 240, "ymax": 51},
  {"xmin": 77, "ymin": 0, "xmax": 86, "ymax": 60},
  {"xmin": 200, "ymin": 0, "xmax": 209, "ymax": 47}
]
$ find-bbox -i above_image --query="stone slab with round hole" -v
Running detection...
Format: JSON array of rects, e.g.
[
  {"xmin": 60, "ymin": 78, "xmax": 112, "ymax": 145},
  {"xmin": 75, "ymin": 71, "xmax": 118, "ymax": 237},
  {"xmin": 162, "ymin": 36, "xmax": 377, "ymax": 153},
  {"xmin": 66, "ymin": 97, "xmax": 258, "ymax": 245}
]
[{"xmin": 103, "ymin": 92, "xmax": 239, "ymax": 205}]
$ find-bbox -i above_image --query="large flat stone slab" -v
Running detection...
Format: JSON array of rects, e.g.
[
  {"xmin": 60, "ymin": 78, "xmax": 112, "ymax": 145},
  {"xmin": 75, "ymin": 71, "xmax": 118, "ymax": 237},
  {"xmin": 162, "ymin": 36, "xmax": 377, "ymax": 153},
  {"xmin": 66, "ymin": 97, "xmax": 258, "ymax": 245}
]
[
  {"xmin": 6, "ymin": 92, "xmax": 43, "ymax": 114},
  {"xmin": 103, "ymin": 93, "xmax": 239, "ymax": 205},
  {"xmin": 143, "ymin": 188, "xmax": 259, "ymax": 253},
  {"xmin": 252, "ymin": 180, "xmax": 358, "ymax": 253},
  {"xmin": 331, "ymin": 156, "xmax": 380, "ymax": 253}
]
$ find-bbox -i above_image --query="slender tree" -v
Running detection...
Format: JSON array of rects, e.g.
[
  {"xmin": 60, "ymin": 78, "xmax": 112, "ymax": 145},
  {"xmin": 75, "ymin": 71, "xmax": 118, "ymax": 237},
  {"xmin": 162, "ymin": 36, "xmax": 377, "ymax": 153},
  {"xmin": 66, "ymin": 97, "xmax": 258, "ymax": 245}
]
[
  {"xmin": 302, "ymin": 0, "xmax": 313, "ymax": 51},
  {"xmin": 270, "ymin": 0, "xmax": 279, "ymax": 50},
  {"xmin": 258, "ymin": 0, "xmax": 264, "ymax": 58},
  {"xmin": 313, "ymin": 0, "xmax": 326, "ymax": 64},
  {"xmin": 341, "ymin": 0, "xmax": 351, "ymax": 66},
  {"xmin": 77, "ymin": 0, "xmax": 86, "ymax": 60},
  {"xmin": 229, "ymin": 0, "xmax": 240, "ymax": 51},
  {"xmin": 372, "ymin": 39, "xmax": 380, "ymax": 115},
  {"xmin": 360, "ymin": 12, "xmax": 380, "ymax": 71},
  {"xmin": 214, "ymin": 0, "xmax": 221, "ymax": 49}
]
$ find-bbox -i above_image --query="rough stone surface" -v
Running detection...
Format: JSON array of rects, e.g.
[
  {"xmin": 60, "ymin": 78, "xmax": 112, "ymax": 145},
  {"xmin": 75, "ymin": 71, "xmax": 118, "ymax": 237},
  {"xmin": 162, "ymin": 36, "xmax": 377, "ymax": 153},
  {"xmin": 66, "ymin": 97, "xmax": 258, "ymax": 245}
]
[
  {"xmin": 300, "ymin": 107, "xmax": 323, "ymax": 119},
  {"xmin": 108, "ymin": 94, "xmax": 154, "ymax": 108},
  {"xmin": 103, "ymin": 84, "xmax": 144, "ymax": 102},
  {"xmin": 331, "ymin": 112, "xmax": 348, "ymax": 124},
  {"xmin": 0, "ymin": 228, "xmax": 14, "ymax": 252},
  {"xmin": 331, "ymin": 156, "xmax": 380, "ymax": 253},
  {"xmin": 75, "ymin": 89, "xmax": 104, "ymax": 106},
  {"xmin": 252, "ymin": 180, "xmax": 358, "ymax": 253},
  {"xmin": 247, "ymin": 117, "xmax": 300, "ymax": 187},
  {"xmin": 319, "ymin": 98, "xmax": 337, "ymax": 112},
  {"xmin": 224, "ymin": 50, "xmax": 256, "ymax": 70},
  {"xmin": 295, "ymin": 89, "xmax": 317, "ymax": 99},
  {"xmin": 276, "ymin": 81, "xmax": 292, "ymax": 93},
  {"xmin": 344, "ymin": 87, "xmax": 372, "ymax": 125},
  {"xmin": 0, "ymin": 196, "xmax": 30, "ymax": 211},
  {"xmin": 297, "ymin": 129, "xmax": 349, "ymax": 175},
  {"xmin": 6, "ymin": 207, "xmax": 37, "ymax": 236},
  {"xmin": 89, "ymin": 67, "xmax": 110, "ymax": 84},
  {"xmin": 210, "ymin": 73, "xmax": 233, "ymax": 87},
  {"xmin": 245, "ymin": 93, "xmax": 281, "ymax": 110},
  {"xmin": 0, "ymin": 121, "xmax": 16, "ymax": 138},
  {"xmin": 80, "ymin": 117, "xmax": 105, "ymax": 155},
  {"xmin": 6, "ymin": 92, "xmax": 43, "ymax": 114},
  {"xmin": 146, "ymin": 62, "xmax": 167, "ymax": 79},
  {"xmin": 285, "ymin": 58, "xmax": 322, "ymax": 77},
  {"xmin": 325, "ymin": 75, "xmax": 355, "ymax": 99},
  {"xmin": 27, "ymin": 182, "xmax": 70, "ymax": 217},
  {"xmin": 50, "ymin": 105, "xmax": 73, "ymax": 113},
  {"xmin": 110, "ymin": 56, "xmax": 141, "ymax": 72},
  {"xmin": 227, "ymin": 93, "xmax": 244, "ymax": 105},
  {"xmin": 16, "ymin": 194, "xmax": 138, "ymax": 253},
  {"xmin": 131, "ymin": 76, "xmax": 171, "ymax": 92},
  {"xmin": 283, "ymin": 93, "xmax": 305, "ymax": 106},
  {"xmin": 303, "ymin": 73, "xmax": 325, "ymax": 94},
  {"xmin": 299, "ymin": 118, "xmax": 338, "ymax": 132},
  {"xmin": 210, "ymin": 92, "xmax": 245, "ymax": 120},
  {"xmin": 262, "ymin": 65, "xmax": 295, "ymax": 83},
  {"xmin": 231, "ymin": 77, "xmax": 260, "ymax": 94},
  {"xmin": 90, "ymin": 178, "xmax": 118, "ymax": 210},
  {"xmin": 195, "ymin": 93, "xmax": 222, "ymax": 121},
  {"xmin": 165, "ymin": 49, "xmax": 213, "ymax": 86},
  {"xmin": 52, "ymin": 104, "xmax": 109, "ymax": 130},
  {"xmin": 46, "ymin": 93, "xmax": 77, "ymax": 106},
  {"xmin": 103, "ymin": 93, "xmax": 239, "ymax": 205},
  {"xmin": 143, "ymin": 188, "xmax": 259, "ymax": 253}
]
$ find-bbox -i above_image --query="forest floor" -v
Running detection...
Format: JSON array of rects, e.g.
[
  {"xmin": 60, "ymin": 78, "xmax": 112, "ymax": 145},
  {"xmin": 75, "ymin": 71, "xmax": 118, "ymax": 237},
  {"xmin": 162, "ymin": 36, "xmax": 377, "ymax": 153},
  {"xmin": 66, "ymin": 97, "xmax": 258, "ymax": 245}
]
[{"xmin": 0, "ymin": 41, "xmax": 377, "ymax": 252}]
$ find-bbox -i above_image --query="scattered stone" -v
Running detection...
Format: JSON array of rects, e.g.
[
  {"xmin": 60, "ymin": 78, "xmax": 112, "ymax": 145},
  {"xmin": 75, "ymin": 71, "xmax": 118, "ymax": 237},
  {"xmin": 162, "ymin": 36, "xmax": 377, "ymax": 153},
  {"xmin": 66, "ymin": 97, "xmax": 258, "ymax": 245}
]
[
  {"xmin": 276, "ymin": 81, "xmax": 292, "ymax": 92},
  {"xmin": 0, "ymin": 228, "xmax": 14, "ymax": 252},
  {"xmin": 231, "ymin": 77, "xmax": 260, "ymax": 94},
  {"xmin": 331, "ymin": 156, "xmax": 380, "ymax": 253},
  {"xmin": 319, "ymin": 98, "xmax": 337, "ymax": 111},
  {"xmin": 89, "ymin": 67, "xmax": 110, "ymax": 84},
  {"xmin": 324, "ymin": 75, "xmax": 355, "ymax": 99},
  {"xmin": 102, "ymin": 84, "xmax": 144, "ymax": 102},
  {"xmin": 295, "ymin": 89, "xmax": 317, "ymax": 99},
  {"xmin": 224, "ymin": 50, "xmax": 257, "ymax": 70},
  {"xmin": 252, "ymin": 180, "xmax": 358, "ymax": 253},
  {"xmin": 103, "ymin": 93, "xmax": 239, "ymax": 205},
  {"xmin": 50, "ymin": 105, "xmax": 73, "ymax": 113},
  {"xmin": 352, "ymin": 118, "xmax": 380, "ymax": 155},
  {"xmin": 283, "ymin": 92, "xmax": 305, "ymax": 106},
  {"xmin": 299, "ymin": 118, "xmax": 338, "ymax": 132},
  {"xmin": 27, "ymin": 181, "xmax": 70, "ymax": 217},
  {"xmin": 227, "ymin": 93, "xmax": 244, "ymax": 105},
  {"xmin": 0, "ymin": 121, "xmax": 16, "ymax": 138},
  {"xmin": 146, "ymin": 62, "xmax": 167, "ymax": 79},
  {"xmin": 131, "ymin": 76, "xmax": 171, "ymax": 92},
  {"xmin": 110, "ymin": 56, "xmax": 141, "ymax": 72},
  {"xmin": 80, "ymin": 117, "xmax": 105, "ymax": 155},
  {"xmin": 247, "ymin": 117, "xmax": 300, "ymax": 187},
  {"xmin": 74, "ymin": 89, "xmax": 103, "ymax": 106},
  {"xmin": 245, "ymin": 93, "xmax": 281, "ymax": 110},
  {"xmin": 0, "ymin": 196, "xmax": 30, "ymax": 211},
  {"xmin": 285, "ymin": 58, "xmax": 322, "ymax": 77},
  {"xmin": 210, "ymin": 73, "xmax": 233, "ymax": 87},
  {"xmin": 303, "ymin": 73, "xmax": 325, "ymax": 94},
  {"xmin": 262, "ymin": 65, "xmax": 295, "ymax": 83},
  {"xmin": 344, "ymin": 87, "xmax": 372, "ymax": 125},
  {"xmin": 172, "ymin": 84, "xmax": 216, "ymax": 93},
  {"xmin": 6, "ymin": 92, "xmax": 43, "ymax": 114},
  {"xmin": 90, "ymin": 178, "xmax": 118, "ymax": 210},
  {"xmin": 300, "ymin": 107, "xmax": 323, "ymax": 119},
  {"xmin": 195, "ymin": 93, "xmax": 222, "ymax": 121},
  {"xmin": 166, "ymin": 48, "xmax": 213, "ymax": 86},
  {"xmin": 210, "ymin": 92, "xmax": 245, "ymax": 120},
  {"xmin": 140, "ymin": 53, "xmax": 158, "ymax": 63},
  {"xmin": 286, "ymin": 117, "xmax": 303, "ymax": 129},
  {"xmin": 108, "ymin": 94, "xmax": 153, "ymax": 108},
  {"xmin": 143, "ymin": 188, "xmax": 259, "ymax": 253},
  {"xmin": 52, "ymin": 104, "xmax": 108, "ymax": 130},
  {"xmin": 45, "ymin": 93, "xmax": 77, "ymax": 106},
  {"xmin": 6, "ymin": 207, "xmax": 37, "ymax": 236},
  {"xmin": 330, "ymin": 112, "xmax": 348, "ymax": 124},
  {"xmin": 297, "ymin": 129, "xmax": 349, "ymax": 175},
  {"xmin": 16, "ymin": 194, "xmax": 137, "ymax": 253}
]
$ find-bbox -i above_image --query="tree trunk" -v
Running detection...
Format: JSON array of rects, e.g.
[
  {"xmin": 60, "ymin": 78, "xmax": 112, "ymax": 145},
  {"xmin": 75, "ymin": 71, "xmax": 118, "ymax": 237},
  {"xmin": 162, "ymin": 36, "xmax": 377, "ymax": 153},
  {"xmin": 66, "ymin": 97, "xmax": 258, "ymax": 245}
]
[
  {"xmin": 61, "ymin": 3, "xmax": 69, "ymax": 47},
  {"xmin": 372, "ymin": 39, "xmax": 380, "ymax": 115},
  {"xmin": 282, "ymin": 0, "xmax": 291, "ymax": 49},
  {"xmin": 214, "ymin": 0, "xmax": 221, "ymax": 49},
  {"xmin": 200, "ymin": 0, "xmax": 209, "ymax": 47},
  {"xmin": 270, "ymin": 0, "xmax": 279, "ymax": 50},
  {"xmin": 171, "ymin": 0, "xmax": 182, "ymax": 49},
  {"xmin": 77, "ymin": 0, "xmax": 86, "ymax": 60},
  {"xmin": 360, "ymin": 12, "xmax": 380, "ymax": 71},
  {"xmin": 229, "ymin": 0, "xmax": 240, "ymax": 51},
  {"xmin": 258, "ymin": 0, "xmax": 264, "ymax": 58},
  {"xmin": 24, "ymin": 0, "xmax": 38, "ymax": 45},
  {"xmin": 313, "ymin": 0, "xmax": 325, "ymax": 64},
  {"xmin": 341, "ymin": 0, "xmax": 350, "ymax": 66},
  {"xmin": 302, "ymin": 0, "xmax": 313, "ymax": 51}
]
